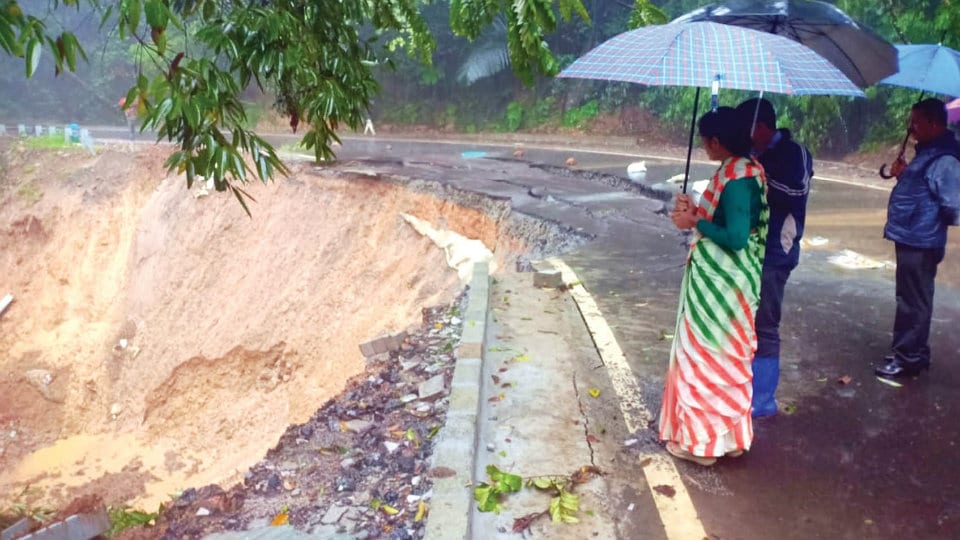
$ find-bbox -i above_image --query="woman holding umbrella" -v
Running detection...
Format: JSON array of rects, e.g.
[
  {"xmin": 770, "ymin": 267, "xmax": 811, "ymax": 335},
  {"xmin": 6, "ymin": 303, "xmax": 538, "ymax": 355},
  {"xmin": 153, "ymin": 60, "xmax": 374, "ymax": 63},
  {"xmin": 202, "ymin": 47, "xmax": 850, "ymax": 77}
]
[{"xmin": 660, "ymin": 107, "xmax": 768, "ymax": 466}]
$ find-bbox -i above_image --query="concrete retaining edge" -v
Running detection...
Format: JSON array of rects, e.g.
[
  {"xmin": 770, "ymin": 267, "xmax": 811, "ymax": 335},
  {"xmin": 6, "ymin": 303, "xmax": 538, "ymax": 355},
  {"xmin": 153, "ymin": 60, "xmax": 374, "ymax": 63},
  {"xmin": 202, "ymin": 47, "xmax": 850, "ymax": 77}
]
[{"xmin": 423, "ymin": 262, "xmax": 490, "ymax": 540}]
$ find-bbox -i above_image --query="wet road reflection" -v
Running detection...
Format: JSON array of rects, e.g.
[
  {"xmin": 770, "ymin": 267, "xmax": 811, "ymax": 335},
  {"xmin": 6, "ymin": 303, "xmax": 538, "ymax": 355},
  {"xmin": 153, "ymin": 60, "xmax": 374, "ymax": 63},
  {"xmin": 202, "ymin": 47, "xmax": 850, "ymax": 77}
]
[{"xmin": 806, "ymin": 180, "xmax": 960, "ymax": 288}]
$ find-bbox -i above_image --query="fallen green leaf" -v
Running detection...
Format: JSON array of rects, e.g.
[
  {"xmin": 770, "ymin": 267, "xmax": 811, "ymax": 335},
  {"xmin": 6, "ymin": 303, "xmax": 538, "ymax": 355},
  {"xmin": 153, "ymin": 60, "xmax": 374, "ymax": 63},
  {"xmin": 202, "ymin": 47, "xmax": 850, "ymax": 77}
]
[{"xmin": 875, "ymin": 377, "xmax": 903, "ymax": 388}]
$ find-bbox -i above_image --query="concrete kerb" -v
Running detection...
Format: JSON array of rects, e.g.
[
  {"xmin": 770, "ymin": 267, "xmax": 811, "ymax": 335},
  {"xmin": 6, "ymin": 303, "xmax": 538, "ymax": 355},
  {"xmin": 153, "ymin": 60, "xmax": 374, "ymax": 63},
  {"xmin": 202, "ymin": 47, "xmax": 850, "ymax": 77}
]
[{"xmin": 424, "ymin": 262, "xmax": 490, "ymax": 540}]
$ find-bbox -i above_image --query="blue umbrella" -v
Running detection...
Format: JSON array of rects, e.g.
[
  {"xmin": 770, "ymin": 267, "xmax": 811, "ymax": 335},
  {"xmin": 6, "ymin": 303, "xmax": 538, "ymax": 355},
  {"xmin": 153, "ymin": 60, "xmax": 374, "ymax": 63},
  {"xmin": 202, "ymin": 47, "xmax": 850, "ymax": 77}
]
[
  {"xmin": 876, "ymin": 43, "xmax": 960, "ymax": 178},
  {"xmin": 879, "ymin": 44, "xmax": 960, "ymax": 97},
  {"xmin": 558, "ymin": 21, "xmax": 863, "ymax": 190}
]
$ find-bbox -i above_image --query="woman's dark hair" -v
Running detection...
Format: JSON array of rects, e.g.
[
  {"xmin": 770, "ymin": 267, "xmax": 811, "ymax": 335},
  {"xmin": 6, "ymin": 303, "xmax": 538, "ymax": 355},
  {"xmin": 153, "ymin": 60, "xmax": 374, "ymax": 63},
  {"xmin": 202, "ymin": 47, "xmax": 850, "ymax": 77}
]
[{"xmin": 698, "ymin": 106, "xmax": 752, "ymax": 157}]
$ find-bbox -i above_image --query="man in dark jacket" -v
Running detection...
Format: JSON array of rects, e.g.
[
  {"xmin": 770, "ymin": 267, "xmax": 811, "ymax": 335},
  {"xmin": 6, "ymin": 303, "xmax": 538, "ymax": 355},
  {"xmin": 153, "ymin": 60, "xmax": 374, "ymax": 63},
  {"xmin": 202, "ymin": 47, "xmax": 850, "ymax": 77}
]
[
  {"xmin": 736, "ymin": 98, "xmax": 813, "ymax": 417},
  {"xmin": 877, "ymin": 98, "xmax": 960, "ymax": 379}
]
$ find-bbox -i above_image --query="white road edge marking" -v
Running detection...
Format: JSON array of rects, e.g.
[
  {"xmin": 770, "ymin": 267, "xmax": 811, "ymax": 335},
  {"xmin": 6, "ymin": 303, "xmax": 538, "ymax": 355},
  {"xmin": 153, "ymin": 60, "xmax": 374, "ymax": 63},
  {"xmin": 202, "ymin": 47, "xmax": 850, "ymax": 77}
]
[{"xmin": 547, "ymin": 257, "xmax": 709, "ymax": 540}]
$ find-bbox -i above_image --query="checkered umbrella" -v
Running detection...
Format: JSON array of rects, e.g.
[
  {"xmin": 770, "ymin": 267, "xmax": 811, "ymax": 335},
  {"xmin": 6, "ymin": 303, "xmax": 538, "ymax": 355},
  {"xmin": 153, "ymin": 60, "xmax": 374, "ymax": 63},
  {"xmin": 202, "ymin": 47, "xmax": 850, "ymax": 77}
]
[
  {"xmin": 559, "ymin": 21, "xmax": 863, "ymax": 96},
  {"xmin": 558, "ymin": 21, "xmax": 863, "ymax": 189}
]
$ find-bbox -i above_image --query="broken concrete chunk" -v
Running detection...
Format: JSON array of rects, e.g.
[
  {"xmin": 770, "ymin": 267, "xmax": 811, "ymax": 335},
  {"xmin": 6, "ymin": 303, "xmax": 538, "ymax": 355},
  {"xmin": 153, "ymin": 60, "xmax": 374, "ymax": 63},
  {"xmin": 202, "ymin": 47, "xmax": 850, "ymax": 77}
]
[
  {"xmin": 418, "ymin": 374, "xmax": 445, "ymax": 400},
  {"xmin": 533, "ymin": 269, "xmax": 563, "ymax": 289},
  {"xmin": 359, "ymin": 331, "xmax": 409, "ymax": 358},
  {"xmin": 320, "ymin": 505, "xmax": 349, "ymax": 525},
  {"xmin": 341, "ymin": 419, "xmax": 373, "ymax": 433}
]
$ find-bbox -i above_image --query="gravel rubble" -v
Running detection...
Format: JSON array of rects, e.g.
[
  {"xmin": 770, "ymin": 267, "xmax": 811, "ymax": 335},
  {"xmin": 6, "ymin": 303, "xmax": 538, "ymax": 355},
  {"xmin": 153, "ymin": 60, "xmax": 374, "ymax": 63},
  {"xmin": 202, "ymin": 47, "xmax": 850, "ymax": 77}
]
[{"xmin": 124, "ymin": 294, "xmax": 470, "ymax": 540}]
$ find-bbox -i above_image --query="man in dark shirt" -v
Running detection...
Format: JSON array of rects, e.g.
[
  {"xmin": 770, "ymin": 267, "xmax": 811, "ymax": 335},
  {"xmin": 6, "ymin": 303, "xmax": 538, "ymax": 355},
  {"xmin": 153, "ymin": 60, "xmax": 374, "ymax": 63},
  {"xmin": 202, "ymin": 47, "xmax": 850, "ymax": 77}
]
[
  {"xmin": 877, "ymin": 98, "xmax": 960, "ymax": 379},
  {"xmin": 735, "ymin": 98, "xmax": 813, "ymax": 417}
]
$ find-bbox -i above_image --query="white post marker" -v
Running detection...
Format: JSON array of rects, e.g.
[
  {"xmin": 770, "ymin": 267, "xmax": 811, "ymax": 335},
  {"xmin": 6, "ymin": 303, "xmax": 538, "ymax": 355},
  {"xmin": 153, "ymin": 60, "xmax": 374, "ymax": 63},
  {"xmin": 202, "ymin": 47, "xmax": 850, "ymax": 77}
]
[{"xmin": 0, "ymin": 294, "xmax": 13, "ymax": 318}]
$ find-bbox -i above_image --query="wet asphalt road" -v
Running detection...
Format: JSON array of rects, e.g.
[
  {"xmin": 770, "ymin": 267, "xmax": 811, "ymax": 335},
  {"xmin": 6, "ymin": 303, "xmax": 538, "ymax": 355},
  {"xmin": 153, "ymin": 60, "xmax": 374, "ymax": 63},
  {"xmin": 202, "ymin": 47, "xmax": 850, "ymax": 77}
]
[
  {"xmin": 325, "ymin": 136, "xmax": 960, "ymax": 540},
  {"xmin": 91, "ymin": 129, "xmax": 960, "ymax": 539}
]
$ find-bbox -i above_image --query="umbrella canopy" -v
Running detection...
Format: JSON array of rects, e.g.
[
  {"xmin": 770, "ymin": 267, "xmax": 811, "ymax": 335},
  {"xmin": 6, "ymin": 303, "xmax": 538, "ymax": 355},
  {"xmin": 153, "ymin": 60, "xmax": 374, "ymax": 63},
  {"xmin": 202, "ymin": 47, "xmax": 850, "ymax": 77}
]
[
  {"xmin": 673, "ymin": 0, "xmax": 897, "ymax": 88},
  {"xmin": 948, "ymin": 97, "xmax": 960, "ymax": 124},
  {"xmin": 879, "ymin": 44, "xmax": 960, "ymax": 97},
  {"xmin": 559, "ymin": 21, "xmax": 863, "ymax": 190},
  {"xmin": 558, "ymin": 21, "xmax": 864, "ymax": 96}
]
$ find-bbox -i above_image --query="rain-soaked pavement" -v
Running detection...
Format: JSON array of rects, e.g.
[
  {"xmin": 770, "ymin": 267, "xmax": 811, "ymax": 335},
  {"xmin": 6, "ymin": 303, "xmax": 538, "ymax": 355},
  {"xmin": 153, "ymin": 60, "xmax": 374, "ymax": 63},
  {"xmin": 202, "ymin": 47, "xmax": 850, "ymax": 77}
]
[
  {"xmin": 83, "ymin": 128, "xmax": 960, "ymax": 538},
  {"xmin": 323, "ymin": 136, "xmax": 960, "ymax": 540}
]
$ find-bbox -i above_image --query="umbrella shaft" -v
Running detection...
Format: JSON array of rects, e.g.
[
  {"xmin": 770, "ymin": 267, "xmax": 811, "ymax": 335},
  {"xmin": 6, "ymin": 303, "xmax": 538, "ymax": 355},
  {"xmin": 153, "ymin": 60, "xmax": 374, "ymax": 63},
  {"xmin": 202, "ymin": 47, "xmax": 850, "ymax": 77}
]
[{"xmin": 683, "ymin": 87, "xmax": 702, "ymax": 193}]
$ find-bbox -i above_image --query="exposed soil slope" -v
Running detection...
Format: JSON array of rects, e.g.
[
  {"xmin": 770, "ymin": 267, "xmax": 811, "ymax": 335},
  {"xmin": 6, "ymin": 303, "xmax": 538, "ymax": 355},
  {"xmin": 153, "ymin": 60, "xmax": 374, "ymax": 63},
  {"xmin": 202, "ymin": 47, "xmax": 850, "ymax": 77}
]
[{"xmin": 0, "ymin": 141, "xmax": 521, "ymax": 510}]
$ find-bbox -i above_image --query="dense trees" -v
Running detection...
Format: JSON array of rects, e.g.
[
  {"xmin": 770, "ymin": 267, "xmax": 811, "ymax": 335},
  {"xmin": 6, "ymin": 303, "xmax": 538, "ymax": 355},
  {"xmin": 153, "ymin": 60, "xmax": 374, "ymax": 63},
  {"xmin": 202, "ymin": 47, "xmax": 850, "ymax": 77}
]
[
  {"xmin": 1, "ymin": 0, "xmax": 591, "ymax": 207},
  {"xmin": 2, "ymin": 0, "xmax": 959, "ymax": 199}
]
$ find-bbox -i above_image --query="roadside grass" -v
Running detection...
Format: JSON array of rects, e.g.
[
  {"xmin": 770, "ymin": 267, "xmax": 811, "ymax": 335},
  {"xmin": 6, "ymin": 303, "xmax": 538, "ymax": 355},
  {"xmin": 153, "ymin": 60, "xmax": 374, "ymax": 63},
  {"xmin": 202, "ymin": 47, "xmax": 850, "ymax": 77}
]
[
  {"xmin": 106, "ymin": 506, "xmax": 159, "ymax": 537},
  {"xmin": 22, "ymin": 134, "xmax": 73, "ymax": 150}
]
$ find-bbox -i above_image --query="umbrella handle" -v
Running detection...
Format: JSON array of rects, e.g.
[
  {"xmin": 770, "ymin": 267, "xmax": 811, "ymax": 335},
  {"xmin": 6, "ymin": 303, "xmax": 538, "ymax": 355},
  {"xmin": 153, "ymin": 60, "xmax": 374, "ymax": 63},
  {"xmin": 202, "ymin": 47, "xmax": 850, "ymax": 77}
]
[
  {"xmin": 878, "ymin": 163, "xmax": 896, "ymax": 179},
  {"xmin": 878, "ymin": 130, "xmax": 911, "ymax": 179}
]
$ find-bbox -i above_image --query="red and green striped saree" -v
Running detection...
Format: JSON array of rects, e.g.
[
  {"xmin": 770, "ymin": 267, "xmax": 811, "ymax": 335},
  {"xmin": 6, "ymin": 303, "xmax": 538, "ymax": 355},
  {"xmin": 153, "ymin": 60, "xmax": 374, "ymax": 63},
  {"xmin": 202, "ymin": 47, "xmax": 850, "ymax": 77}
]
[{"xmin": 659, "ymin": 156, "xmax": 769, "ymax": 458}]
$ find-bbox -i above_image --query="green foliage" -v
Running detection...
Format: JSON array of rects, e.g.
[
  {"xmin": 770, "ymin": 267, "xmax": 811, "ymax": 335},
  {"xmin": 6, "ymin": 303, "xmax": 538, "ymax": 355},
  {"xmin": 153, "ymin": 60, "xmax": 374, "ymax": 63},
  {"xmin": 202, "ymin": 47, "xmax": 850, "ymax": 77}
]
[
  {"xmin": 505, "ymin": 100, "xmax": 523, "ymax": 131},
  {"xmin": 106, "ymin": 506, "xmax": 159, "ymax": 537},
  {"xmin": 562, "ymin": 99, "xmax": 599, "ymax": 128},
  {"xmin": 530, "ymin": 477, "xmax": 580, "ymax": 524},
  {"xmin": 628, "ymin": 0, "xmax": 669, "ymax": 29},
  {"xmin": 419, "ymin": 64, "xmax": 443, "ymax": 86},
  {"xmin": 2, "ymin": 0, "xmax": 590, "ymax": 209},
  {"xmin": 0, "ymin": 1, "xmax": 88, "ymax": 78},
  {"xmin": 473, "ymin": 465, "xmax": 523, "ymax": 513},
  {"xmin": 476, "ymin": 465, "xmax": 601, "ymax": 534},
  {"xmin": 383, "ymin": 103, "xmax": 424, "ymax": 125},
  {"xmin": 23, "ymin": 134, "xmax": 72, "ymax": 149},
  {"xmin": 524, "ymin": 96, "xmax": 559, "ymax": 128},
  {"xmin": 450, "ymin": 0, "xmax": 589, "ymax": 86},
  {"xmin": 1, "ymin": 486, "xmax": 52, "ymax": 527}
]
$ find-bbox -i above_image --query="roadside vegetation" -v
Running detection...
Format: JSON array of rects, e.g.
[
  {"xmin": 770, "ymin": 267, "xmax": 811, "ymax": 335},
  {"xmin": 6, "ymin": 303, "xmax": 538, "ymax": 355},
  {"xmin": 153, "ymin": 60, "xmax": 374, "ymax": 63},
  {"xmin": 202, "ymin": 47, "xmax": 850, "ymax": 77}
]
[{"xmin": 1, "ymin": 0, "xmax": 957, "ymax": 188}]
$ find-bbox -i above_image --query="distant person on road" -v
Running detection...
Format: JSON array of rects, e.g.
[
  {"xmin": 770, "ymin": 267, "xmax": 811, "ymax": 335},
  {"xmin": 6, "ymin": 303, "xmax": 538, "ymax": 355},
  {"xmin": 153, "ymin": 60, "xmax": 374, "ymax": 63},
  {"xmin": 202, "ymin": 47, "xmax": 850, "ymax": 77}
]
[
  {"xmin": 364, "ymin": 99, "xmax": 377, "ymax": 136},
  {"xmin": 659, "ymin": 107, "xmax": 768, "ymax": 466},
  {"xmin": 363, "ymin": 116, "xmax": 376, "ymax": 136},
  {"xmin": 119, "ymin": 96, "xmax": 139, "ymax": 140},
  {"xmin": 734, "ymin": 98, "xmax": 813, "ymax": 417},
  {"xmin": 877, "ymin": 98, "xmax": 960, "ymax": 379}
]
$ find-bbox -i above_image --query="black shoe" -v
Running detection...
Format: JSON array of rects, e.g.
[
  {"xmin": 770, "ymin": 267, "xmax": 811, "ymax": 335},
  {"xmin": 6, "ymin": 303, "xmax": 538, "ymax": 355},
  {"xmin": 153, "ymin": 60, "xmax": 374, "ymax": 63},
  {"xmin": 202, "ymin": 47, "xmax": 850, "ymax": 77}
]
[{"xmin": 875, "ymin": 358, "xmax": 930, "ymax": 378}]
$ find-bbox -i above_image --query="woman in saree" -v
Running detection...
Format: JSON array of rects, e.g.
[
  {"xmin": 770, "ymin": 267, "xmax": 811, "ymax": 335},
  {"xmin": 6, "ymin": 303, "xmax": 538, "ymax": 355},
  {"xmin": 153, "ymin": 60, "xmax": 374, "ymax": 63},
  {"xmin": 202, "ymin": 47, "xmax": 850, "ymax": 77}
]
[{"xmin": 659, "ymin": 106, "xmax": 769, "ymax": 466}]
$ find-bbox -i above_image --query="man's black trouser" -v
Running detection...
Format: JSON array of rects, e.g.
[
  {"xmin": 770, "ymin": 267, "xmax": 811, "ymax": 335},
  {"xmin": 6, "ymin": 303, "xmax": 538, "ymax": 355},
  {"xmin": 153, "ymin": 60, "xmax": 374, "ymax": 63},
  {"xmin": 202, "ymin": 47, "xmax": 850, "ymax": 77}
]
[
  {"xmin": 891, "ymin": 242, "xmax": 945, "ymax": 364},
  {"xmin": 755, "ymin": 264, "xmax": 793, "ymax": 360}
]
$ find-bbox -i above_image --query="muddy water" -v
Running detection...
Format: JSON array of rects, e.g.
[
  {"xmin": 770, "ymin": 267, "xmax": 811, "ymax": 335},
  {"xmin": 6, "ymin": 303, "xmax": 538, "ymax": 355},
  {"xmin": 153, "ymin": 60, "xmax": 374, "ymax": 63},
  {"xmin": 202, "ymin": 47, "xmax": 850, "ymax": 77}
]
[{"xmin": 806, "ymin": 180, "xmax": 960, "ymax": 288}]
